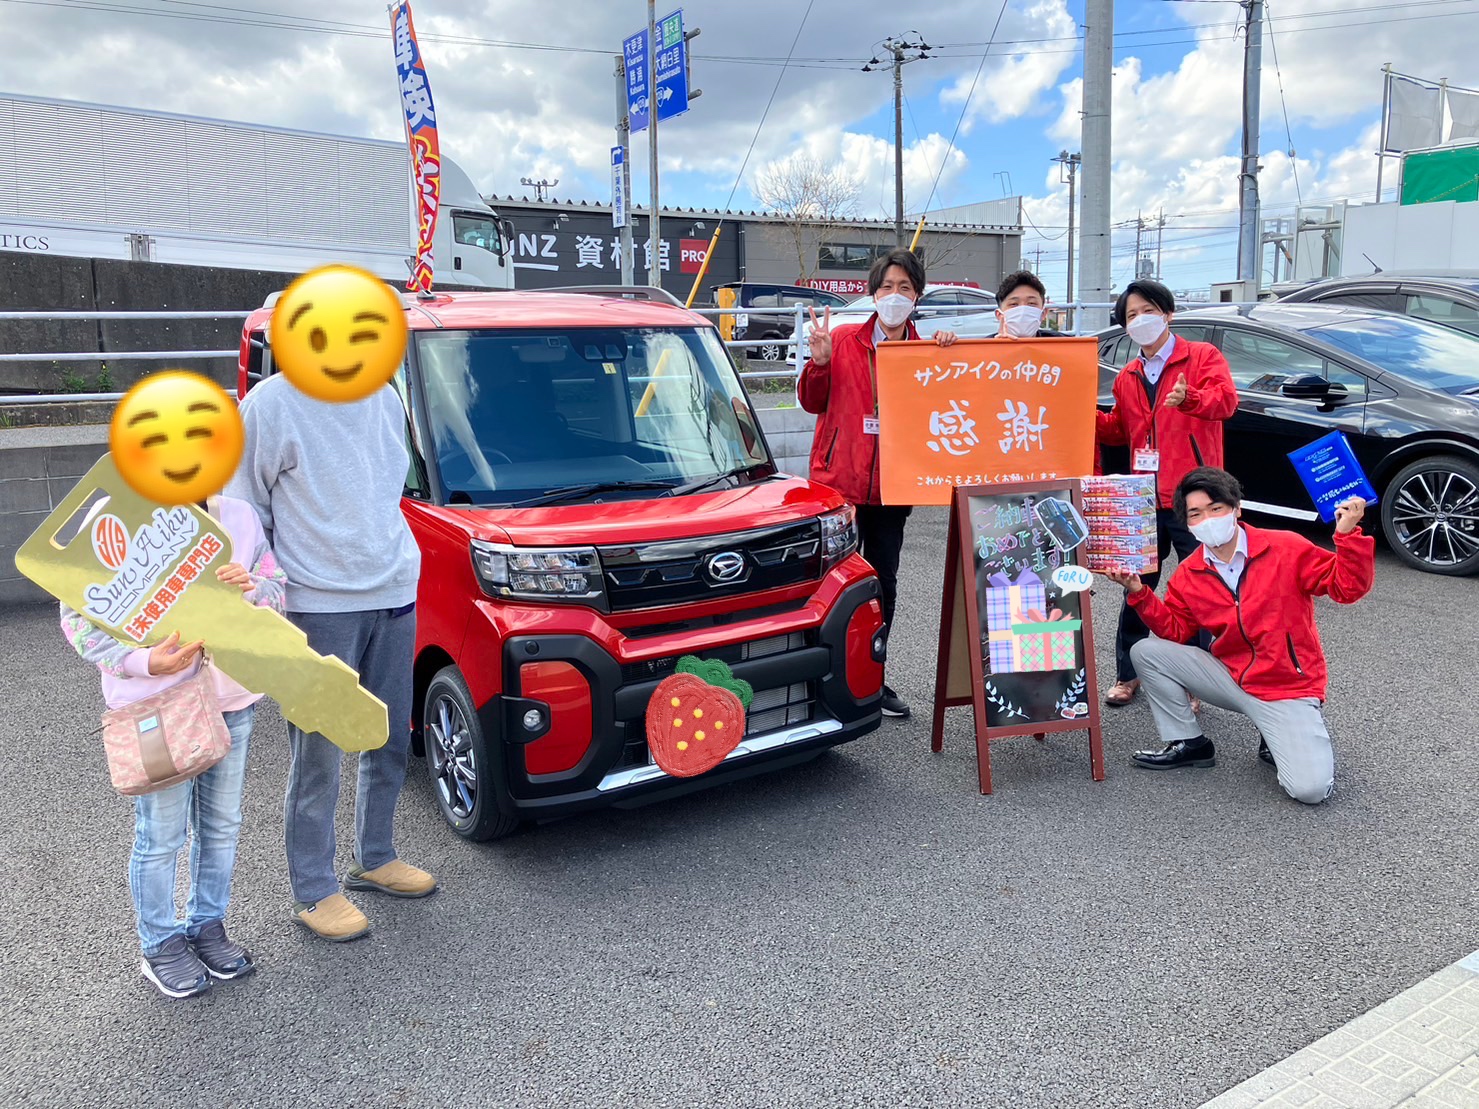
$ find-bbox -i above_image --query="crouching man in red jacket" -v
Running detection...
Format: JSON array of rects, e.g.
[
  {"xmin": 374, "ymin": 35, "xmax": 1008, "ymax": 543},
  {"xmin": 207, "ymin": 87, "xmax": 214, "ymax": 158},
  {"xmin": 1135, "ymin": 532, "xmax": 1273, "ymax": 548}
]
[{"xmin": 1105, "ymin": 466, "xmax": 1375, "ymax": 804}]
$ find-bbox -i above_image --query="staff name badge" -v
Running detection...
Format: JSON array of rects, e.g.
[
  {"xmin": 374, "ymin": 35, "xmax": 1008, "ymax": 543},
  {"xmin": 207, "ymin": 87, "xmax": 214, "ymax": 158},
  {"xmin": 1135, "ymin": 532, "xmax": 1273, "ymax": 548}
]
[
  {"xmin": 14, "ymin": 455, "xmax": 389, "ymax": 753},
  {"xmin": 1132, "ymin": 447, "xmax": 1161, "ymax": 472},
  {"xmin": 863, "ymin": 417, "xmax": 880, "ymax": 436}
]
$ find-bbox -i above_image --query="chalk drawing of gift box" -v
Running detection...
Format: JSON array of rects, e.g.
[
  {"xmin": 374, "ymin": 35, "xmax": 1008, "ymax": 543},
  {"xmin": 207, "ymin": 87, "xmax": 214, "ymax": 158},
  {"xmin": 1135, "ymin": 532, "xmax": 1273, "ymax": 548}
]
[
  {"xmin": 983, "ymin": 568, "xmax": 1046, "ymax": 674},
  {"xmin": 1008, "ymin": 607, "xmax": 1082, "ymax": 673}
]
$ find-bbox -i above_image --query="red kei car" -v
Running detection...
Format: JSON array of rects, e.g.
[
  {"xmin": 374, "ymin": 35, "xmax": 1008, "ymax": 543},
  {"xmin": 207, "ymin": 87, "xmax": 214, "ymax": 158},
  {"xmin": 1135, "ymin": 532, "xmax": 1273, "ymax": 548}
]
[{"xmin": 238, "ymin": 286, "xmax": 886, "ymax": 839}]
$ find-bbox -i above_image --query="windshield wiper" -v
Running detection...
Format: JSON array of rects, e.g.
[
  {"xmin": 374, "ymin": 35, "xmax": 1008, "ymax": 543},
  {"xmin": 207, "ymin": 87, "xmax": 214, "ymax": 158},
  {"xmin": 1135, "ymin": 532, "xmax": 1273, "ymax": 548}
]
[
  {"xmin": 665, "ymin": 465, "xmax": 767, "ymax": 499},
  {"xmin": 511, "ymin": 479, "xmax": 678, "ymax": 508}
]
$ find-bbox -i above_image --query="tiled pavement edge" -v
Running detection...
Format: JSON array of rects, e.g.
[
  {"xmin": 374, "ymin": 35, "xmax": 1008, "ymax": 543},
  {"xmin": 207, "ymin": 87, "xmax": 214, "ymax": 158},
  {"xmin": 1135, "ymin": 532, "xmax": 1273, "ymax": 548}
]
[{"xmin": 1202, "ymin": 950, "xmax": 1479, "ymax": 1108}]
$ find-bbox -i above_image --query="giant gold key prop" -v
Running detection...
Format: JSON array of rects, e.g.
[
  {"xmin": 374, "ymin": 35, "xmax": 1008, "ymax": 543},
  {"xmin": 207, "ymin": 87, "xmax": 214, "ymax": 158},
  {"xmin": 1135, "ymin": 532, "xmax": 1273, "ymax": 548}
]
[{"xmin": 15, "ymin": 455, "xmax": 388, "ymax": 752}]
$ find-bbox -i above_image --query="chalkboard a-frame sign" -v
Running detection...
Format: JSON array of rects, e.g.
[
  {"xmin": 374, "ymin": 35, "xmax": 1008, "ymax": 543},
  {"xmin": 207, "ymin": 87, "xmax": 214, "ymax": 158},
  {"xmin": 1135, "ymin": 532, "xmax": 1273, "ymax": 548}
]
[{"xmin": 930, "ymin": 480, "xmax": 1106, "ymax": 794}]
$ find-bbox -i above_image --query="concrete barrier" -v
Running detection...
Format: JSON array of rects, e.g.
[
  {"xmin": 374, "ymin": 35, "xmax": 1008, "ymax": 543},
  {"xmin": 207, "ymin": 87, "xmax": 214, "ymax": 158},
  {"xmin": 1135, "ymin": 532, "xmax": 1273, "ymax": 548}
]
[{"xmin": 0, "ymin": 424, "xmax": 108, "ymax": 606}]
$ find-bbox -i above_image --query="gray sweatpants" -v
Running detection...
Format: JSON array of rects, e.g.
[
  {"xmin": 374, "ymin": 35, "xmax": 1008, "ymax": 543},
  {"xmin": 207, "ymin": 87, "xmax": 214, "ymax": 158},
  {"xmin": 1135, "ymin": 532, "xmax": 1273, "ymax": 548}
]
[
  {"xmin": 1129, "ymin": 638, "xmax": 1335, "ymax": 805},
  {"xmin": 284, "ymin": 607, "xmax": 417, "ymax": 904}
]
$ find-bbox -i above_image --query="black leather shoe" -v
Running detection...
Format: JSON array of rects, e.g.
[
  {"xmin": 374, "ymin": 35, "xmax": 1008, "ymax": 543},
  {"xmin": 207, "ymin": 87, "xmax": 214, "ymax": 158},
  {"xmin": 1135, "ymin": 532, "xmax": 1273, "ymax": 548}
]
[
  {"xmin": 1131, "ymin": 737, "xmax": 1216, "ymax": 770},
  {"xmin": 1258, "ymin": 737, "xmax": 1275, "ymax": 766}
]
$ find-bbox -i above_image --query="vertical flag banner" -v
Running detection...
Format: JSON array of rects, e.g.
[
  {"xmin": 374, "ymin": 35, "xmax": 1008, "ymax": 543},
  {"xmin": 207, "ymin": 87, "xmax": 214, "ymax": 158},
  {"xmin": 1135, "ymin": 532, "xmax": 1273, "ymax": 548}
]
[{"xmin": 391, "ymin": 1, "xmax": 441, "ymax": 292}]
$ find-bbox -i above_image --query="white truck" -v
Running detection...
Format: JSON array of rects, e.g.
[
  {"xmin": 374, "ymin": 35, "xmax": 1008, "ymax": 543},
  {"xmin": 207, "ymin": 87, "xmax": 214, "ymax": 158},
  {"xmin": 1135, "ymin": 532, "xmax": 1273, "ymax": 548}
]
[{"xmin": 0, "ymin": 91, "xmax": 514, "ymax": 288}]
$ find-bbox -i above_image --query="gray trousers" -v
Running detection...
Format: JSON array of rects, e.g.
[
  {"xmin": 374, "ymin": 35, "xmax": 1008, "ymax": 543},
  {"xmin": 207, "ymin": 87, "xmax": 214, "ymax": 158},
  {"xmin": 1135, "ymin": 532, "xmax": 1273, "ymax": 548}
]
[
  {"xmin": 284, "ymin": 607, "xmax": 417, "ymax": 904},
  {"xmin": 1129, "ymin": 638, "xmax": 1335, "ymax": 805}
]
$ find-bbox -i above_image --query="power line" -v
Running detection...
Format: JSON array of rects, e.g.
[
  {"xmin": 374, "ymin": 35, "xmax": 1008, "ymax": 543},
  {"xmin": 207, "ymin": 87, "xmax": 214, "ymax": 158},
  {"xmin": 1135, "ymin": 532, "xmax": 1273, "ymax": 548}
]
[
  {"xmin": 1264, "ymin": 1, "xmax": 1302, "ymax": 207},
  {"xmin": 721, "ymin": 0, "xmax": 815, "ymax": 211}
]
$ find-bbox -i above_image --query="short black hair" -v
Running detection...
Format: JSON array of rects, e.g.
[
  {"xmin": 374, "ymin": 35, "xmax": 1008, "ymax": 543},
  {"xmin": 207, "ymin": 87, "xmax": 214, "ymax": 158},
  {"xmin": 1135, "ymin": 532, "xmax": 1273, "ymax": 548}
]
[
  {"xmin": 1111, "ymin": 278, "xmax": 1176, "ymax": 327},
  {"xmin": 996, "ymin": 270, "xmax": 1047, "ymax": 303},
  {"xmin": 867, "ymin": 248, "xmax": 926, "ymax": 297},
  {"xmin": 1174, "ymin": 466, "xmax": 1244, "ymax": 524}
]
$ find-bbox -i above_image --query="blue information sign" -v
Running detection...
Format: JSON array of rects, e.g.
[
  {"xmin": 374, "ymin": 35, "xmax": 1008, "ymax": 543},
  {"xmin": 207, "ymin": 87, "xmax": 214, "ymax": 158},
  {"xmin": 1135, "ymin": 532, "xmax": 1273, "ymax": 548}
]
[
  {"xmin": 624, "ymin": 9, "xmax": 689, "ymax": 133},
  {"xmin": 1287, "ymin": 431, "xmax": 1379, "ymax": 522},
  {"xmin": 611, "ymin": 145, "xmax": 627, "ymax": 228}
]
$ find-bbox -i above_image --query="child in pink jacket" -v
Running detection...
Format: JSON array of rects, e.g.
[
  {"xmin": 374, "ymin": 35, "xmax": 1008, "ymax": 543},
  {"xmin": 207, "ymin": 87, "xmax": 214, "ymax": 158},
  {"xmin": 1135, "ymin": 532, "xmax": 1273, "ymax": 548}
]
[{"xmin": 60, "ymin": 494, "xmax": 285, "ymax": 999}]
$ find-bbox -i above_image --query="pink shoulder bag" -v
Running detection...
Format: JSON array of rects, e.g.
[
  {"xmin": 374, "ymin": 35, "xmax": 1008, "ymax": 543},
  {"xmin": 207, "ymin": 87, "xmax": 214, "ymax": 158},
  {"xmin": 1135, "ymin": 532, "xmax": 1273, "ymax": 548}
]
[{"xmin": 100, "ymin": 665, "xmax": 232, "ymax": 796}]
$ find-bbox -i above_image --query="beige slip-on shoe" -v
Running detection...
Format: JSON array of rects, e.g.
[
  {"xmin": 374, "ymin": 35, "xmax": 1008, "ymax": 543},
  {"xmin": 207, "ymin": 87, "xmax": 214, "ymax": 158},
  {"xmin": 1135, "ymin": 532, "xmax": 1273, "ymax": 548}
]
[
  {"xmin": 344, "ymin": 859, "xmax": 438, "ymax": 899},
  {"xmin": 292, "ymin": 893, "xmax": 370, "ymax": 942}
]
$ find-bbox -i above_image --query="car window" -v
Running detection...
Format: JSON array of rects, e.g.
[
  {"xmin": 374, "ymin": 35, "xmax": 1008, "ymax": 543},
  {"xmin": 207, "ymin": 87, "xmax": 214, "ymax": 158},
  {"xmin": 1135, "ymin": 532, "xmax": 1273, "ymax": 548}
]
[
  {"xmin": 1306, "ymin": 315, "xmax": 1479, "ymax": 394},
  {"xmin": 1322, "ymin": 363, "xmax": 1370, "ymax": 399},
  {"xmin": 1218, "ymin": 329, "xmax": 1328, "ymax": 392},
  {"xmin": 749, "ymin": 292, "xmax": 781, "ymax": 308},
  {"xmin": 1313, "ymin": 291, "xmax": 1406, "ymax": 313},
  {"xmin": 1099, "ymin": 334, "xmax": 1135, "ymax": 370},
  {"xmin": 1171, "ymin": 325, "xmax": 1210, "ymax": 343},
  {"xmin": 1406, "ymin": 293, "xmax": 1479, "ymax": 336}
]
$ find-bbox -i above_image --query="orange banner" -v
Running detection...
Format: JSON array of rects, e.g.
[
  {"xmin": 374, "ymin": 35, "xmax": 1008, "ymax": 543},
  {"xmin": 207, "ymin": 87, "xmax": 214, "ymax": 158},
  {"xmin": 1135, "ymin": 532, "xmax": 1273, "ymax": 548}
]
[{"xmin": 876, "ymin": 337, "xmax": 1099, "ymax": 506}]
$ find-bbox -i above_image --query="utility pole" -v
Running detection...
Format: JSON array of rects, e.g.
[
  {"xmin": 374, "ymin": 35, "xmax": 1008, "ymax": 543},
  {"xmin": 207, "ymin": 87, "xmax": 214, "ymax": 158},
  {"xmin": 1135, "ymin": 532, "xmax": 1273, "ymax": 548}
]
[
  {"xmin": 1079, "ymin": 0, "xmax": 1113, "ymax": 329},
  {"xmin": 1055, "ymin": 151, "xmax": 1081, "ymax": 328},
  {"xmin": 646, "ymin": 0, "xmax": 661, "ymax": 287},
  {"xmin": 520, "ymin": 177, "xmax": 558, "ymax": 203},
  {"xmin": 864, "ymin": 34, "xmax": 930, "ymax": 247},
  {"xmin": 1134, "ymin": 211, "xmax": 1143, "ymax": 277},
  {"xmin": 1237, "ymin": 0, "xmax": 1264, "ymax": 288},
  {"xmin": 1155, "ymin": 208, "xmax": 1166, "ymax": 279},
  {"xmin": 614, "ymin": 56, "xmax": 634, "ymax": 286}
]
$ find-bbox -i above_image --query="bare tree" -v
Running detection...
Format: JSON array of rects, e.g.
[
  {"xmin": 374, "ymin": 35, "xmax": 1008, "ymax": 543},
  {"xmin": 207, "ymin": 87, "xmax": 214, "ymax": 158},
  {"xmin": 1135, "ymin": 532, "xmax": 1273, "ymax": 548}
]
[{"xmin": 753, "ymin": 156, "xmax": 862, "ymax": 282}]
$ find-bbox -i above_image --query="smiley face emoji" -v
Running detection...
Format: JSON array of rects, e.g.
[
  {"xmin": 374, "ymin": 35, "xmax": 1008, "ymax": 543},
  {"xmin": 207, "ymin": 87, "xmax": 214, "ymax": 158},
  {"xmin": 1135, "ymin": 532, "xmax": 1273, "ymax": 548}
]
[
  {"xmin": 110, "ymin": 372, "xmax": 244, "ymax": 505},
  {"xmin": 270, "ymin": 265, "xmax": 408, "ymax": 402}
]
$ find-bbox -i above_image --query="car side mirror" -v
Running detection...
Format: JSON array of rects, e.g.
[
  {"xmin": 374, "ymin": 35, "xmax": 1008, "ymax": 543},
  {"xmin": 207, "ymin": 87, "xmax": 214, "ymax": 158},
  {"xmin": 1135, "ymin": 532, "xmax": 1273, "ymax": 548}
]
[{"xmin": 1280, "ymin": 374, "xmax": 1333, "ymax": 400}]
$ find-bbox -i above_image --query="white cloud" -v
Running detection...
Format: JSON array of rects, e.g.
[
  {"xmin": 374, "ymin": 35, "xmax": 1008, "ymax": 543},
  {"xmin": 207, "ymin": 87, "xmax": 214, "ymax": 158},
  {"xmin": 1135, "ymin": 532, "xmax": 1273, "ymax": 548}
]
[{"xmin": 941, "ymin": 0, "xmax": 1080, "ymax": 128}]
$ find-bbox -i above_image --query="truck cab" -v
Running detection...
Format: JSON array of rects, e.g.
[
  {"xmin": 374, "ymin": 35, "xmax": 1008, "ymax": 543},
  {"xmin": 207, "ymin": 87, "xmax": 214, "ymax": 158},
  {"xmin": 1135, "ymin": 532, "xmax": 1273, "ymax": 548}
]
[{"xmin": 238, "ymin": 286, "xmax": 886, "ymax": 839}]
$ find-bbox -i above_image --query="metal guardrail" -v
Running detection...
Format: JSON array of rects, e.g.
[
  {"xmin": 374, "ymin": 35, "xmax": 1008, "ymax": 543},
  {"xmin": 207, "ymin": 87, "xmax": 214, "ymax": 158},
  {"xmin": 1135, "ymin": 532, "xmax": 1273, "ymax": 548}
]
[{"xmin": 0, "ymin": 299, "xmax": 1148, "ymax": 400}]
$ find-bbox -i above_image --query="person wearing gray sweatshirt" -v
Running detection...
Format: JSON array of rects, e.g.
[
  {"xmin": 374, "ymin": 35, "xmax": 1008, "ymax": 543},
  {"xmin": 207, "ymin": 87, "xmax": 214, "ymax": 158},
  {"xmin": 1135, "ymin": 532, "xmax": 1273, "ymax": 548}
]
[{"xmin": 227, "ymin": 373, "xmax": 436, "ymax": 942}]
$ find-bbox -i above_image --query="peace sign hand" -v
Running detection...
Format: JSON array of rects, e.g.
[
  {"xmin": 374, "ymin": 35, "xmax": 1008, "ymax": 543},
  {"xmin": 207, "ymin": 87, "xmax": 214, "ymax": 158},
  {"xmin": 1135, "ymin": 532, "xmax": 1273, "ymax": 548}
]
[{"xmin": 807, "ymin": 306, "xmax": 833, "ymax": 366}]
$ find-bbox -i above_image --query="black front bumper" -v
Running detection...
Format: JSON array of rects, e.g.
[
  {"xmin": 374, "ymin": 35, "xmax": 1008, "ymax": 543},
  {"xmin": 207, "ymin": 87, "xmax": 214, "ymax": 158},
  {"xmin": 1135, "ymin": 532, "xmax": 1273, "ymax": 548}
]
[{"xmin": 474, "ymin": 577, "xmax": 883, "ymax": 822}]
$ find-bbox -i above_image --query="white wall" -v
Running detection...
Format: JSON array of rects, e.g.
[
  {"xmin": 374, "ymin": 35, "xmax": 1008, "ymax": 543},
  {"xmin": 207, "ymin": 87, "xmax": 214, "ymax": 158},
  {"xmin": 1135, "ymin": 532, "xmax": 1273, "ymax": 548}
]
[{"xmin": 1340, "ymin": 200, "xmax": 1479, "ymax": 274}]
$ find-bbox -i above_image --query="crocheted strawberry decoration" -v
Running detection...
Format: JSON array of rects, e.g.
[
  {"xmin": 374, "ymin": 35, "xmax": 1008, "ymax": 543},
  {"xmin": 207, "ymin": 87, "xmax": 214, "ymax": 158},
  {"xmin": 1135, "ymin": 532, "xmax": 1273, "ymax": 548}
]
[{"xmin": 646, "ymin": 656, "xmax": 753, "ymax": 778}]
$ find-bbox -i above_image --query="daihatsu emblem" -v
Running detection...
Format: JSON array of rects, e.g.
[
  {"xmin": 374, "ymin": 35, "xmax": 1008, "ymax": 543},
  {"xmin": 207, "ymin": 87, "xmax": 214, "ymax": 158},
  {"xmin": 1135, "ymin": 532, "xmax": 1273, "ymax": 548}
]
[{"xmin": 705, "ymin": 551, "xmax": 747, "ymax": 583}]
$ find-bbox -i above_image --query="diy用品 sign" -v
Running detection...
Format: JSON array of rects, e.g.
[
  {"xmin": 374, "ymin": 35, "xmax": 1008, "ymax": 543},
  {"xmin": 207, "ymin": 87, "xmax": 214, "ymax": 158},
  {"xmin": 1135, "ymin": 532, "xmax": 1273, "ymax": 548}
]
[{"xmin": 875, "ymin": 337, "xmax": 1099, "ymax": 506}]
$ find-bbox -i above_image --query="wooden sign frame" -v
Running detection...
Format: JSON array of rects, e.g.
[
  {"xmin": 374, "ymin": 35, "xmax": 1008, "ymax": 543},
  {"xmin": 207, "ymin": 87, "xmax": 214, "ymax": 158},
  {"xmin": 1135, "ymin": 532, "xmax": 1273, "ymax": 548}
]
[{"xmin": 930, "ymin": 480, "xmax": 1106, "ymax": 794}]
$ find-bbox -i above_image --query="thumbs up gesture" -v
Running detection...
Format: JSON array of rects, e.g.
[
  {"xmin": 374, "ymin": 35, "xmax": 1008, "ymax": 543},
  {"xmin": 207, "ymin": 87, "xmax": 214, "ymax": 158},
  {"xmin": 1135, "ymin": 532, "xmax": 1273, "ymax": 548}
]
[{"xmin": 1164, "ymin": 373, "xmax": 1189, "ymax": 408}]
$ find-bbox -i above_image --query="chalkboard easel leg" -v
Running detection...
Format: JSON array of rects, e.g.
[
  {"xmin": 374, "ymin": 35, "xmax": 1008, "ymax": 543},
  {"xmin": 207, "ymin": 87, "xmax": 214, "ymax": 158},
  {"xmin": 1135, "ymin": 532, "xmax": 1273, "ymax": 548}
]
[
  {"xmin": 975, "ymin": 733, "xmax": 993, "ymax": 795},
  {"xmin": 1034, "ymin": 732, "xmax": 1046, "ymax": 742},
  {"xmin": 1089, "ymin": 724, "xmax": 1106, "ymax": 782}
]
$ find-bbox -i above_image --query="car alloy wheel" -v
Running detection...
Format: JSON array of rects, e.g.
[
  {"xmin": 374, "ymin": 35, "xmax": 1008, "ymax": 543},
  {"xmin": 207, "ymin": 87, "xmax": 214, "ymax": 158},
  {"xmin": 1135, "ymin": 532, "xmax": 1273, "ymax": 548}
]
[
  {"xmin": 757, "ymin": 340, "xmax": 784, "ymax": 363},
  {"xmin": 1380, "ymin": 454, "xmax": 1479, "ymax": 576},
  {"xmin": 427, "ymin": 689, "xmax": 477, "ymax": 822}
]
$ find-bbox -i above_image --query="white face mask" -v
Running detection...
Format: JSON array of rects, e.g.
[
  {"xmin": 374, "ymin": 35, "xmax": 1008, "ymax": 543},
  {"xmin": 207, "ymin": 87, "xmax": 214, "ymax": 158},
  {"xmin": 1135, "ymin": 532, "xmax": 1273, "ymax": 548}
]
[
  {"xmin": 1189, "ymin": 512, "xmax": 1238, "ymax": 548},
  {"xmin": 1126, "ymin": 313, "xmax": 1168, "ymax": 348},
  {"xmin": 875, "ymin": 292, "xmax": 915, "ymax": 329},
  {"xmin": 1001, "ymin": 304, "xmax": 1044, "ymax": 338}
]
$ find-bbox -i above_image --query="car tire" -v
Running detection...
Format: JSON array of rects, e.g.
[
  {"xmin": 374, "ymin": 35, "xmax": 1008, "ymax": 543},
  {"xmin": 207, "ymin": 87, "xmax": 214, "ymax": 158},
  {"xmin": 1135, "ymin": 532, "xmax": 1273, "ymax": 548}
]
[
  {"xmin": 1379, "ymin": 454, "xmax": 1479, "ymax": 576},
  {"xmin": 424, "ymin": 666, "xmax": 521, "ymax": 841},
  {"xmin": 755, "ymin": 336, "xmax": 784, "ymax": 363}
]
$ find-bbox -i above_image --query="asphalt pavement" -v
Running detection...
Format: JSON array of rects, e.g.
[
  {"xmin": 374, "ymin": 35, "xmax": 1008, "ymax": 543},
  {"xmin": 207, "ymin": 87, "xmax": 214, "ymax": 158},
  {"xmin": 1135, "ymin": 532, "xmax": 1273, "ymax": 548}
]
[{"xmin": 1, "ymin": 510, "xmax": 1475, "ymax": 1108}]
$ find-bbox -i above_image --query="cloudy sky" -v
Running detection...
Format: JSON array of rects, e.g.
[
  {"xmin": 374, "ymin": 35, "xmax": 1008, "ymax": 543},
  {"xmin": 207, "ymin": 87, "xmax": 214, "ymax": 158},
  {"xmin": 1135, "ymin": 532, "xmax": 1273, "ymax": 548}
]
[{"xmin": 4, "ymin": 0, "xmax": 1477, "ymax": 297}]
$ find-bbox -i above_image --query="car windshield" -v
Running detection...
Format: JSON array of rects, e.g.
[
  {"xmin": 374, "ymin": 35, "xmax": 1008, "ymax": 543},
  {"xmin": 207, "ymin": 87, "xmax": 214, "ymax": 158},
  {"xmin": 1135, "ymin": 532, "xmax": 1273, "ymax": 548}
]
[
  {"xmin": 414, "ymin": 326, "xmax": 772, "ymax": 504},
  {"xmin": 1303, "ymin": 315, "xmax": 1479, "ymax": 394}
]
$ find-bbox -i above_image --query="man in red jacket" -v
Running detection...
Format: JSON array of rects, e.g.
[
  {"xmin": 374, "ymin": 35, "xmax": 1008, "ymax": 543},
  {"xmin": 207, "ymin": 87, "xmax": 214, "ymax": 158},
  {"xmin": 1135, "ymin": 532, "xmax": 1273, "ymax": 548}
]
[
  {"xmin": 799, "ymin": 247, "xmax": 957, "ymax": 719},
  {"xmin": 1106, "ymin": 467, "xmax": 1375, "ymax": 804},
  {"xmin": 1097, "ymin": 279, "xmax": 1239, "ymax": 708}
]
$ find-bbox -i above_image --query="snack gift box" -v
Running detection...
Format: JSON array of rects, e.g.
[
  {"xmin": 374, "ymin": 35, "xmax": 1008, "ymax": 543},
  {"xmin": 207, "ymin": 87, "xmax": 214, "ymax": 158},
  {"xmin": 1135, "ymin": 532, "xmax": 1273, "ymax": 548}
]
[
  {"xmin": 983, "ymin": 568, "xmax": 1046, "ymax": 673},
  {"xmin": 1081, "ymin": 474, "xmax": 1158, "ymax": 575}
]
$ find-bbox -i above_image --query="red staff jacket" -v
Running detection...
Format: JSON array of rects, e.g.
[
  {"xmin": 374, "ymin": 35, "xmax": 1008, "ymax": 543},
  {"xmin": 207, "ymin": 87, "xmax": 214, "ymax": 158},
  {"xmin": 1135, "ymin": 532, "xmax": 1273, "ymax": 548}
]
[
  {"xmin": 1096, "ymin": 337, "xmax": 1238, "ymax": 508},
  {"xmin": 797, "ymin": 314, "xmax": 919, "ymax": 506},
  {"xmin": 1128, "ymin": 523, "xmax": 1375, "ymax": 701}
]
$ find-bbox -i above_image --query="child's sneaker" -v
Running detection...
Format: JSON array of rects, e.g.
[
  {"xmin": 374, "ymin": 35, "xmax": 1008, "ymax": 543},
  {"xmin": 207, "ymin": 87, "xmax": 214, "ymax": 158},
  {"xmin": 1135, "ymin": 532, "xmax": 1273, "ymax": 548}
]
[
  {"xmin": 189, "ymin": 920, "xmax": 256, "ymax": 980},
  {"xmin": 140, "ymin": 935, "xmax": 213, "ymax": 999}
]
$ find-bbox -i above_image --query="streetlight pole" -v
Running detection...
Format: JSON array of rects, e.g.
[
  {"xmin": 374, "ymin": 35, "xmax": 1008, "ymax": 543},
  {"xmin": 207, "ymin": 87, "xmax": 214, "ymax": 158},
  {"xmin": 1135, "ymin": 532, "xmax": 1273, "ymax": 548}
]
[
  {"xmin": 647, "ymin": 0, "xmax": 661, "ymax": 287},
  {"xmin": 1056, "ymin": 150, "xmax": 1081, "ymax": 329},
  {"xmin": 1237, "ymin": 0, "xmax": 1264, "ymax": 287}
]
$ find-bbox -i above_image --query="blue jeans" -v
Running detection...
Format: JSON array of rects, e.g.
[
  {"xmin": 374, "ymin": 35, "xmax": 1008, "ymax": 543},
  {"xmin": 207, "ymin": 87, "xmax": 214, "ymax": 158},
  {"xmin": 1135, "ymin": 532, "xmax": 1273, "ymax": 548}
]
[
  {"xmin": 129, "ymin": 706, "xmax": 254, "ymax": 956},
  {"xmin": 283, "ymin": 608, "xmax": 416, "ymax": 904}
]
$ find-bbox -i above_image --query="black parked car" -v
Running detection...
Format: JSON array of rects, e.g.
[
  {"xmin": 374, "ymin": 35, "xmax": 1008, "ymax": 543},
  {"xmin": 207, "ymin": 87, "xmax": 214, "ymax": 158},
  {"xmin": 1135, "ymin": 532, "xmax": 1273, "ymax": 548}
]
[
  {"xmin": 709, "ymin": 282, "xmax": 849, "ymax": 363},
  {"xmin": 1277, "ymin": 271, "xmax": 1479, "ymax": 338},
  {"xmin": 1098, "ymin": 304, "xmax": 1479, "ymax": 575}
]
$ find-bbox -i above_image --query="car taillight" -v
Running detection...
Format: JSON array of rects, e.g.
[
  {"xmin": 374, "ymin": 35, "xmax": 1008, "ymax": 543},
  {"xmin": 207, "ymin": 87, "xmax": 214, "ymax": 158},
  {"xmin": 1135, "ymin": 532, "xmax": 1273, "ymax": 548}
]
[
  {"xmin": 471, "ymin": 541, "xmax": 606, "ymax": 607},
  {"xmin": 845, "ymin": 599, "xmax": 886, "ymax": 700},
  {"xmin": 820, "ymin": 505, "xmax": 858, "ymax": 570},
  {"xmin": 519, "ymin": 661, "xmax": 592, "ymax": 776}
]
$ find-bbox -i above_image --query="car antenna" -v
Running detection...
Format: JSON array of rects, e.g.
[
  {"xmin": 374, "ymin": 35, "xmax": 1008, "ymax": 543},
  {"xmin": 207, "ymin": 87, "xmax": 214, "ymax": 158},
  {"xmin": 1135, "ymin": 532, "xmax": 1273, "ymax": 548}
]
[{"xmin": 1362, "ymin": 253, "xmax": 1383, "ymax": 274}]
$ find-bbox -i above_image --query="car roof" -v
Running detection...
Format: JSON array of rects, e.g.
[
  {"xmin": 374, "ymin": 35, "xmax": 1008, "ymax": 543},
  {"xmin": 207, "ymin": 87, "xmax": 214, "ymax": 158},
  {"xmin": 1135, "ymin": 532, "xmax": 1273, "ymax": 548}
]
[
  {"xmin": 1291, "ymin": 270, "xmax": 1479, "ymax": 291},
  {"xmin": 1174, "ymin": 302, "xmax": 1397, "ymax": 330},
  {"xmin": 250, "ymin": 288, "xmax": 711, "ymax": 332}
]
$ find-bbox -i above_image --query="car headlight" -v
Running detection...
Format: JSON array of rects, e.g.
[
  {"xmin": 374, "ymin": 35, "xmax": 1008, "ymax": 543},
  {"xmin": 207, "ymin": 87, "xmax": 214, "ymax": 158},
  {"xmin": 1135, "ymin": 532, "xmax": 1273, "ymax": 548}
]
[
  {"xmin": 471, "ymin": 541, "xmax": 606, "ymax": 606},
  {"xmin": 820, "ymin": 505, "xmax": 858, "ymax": 570}
]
